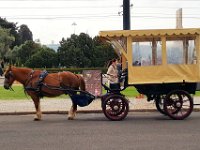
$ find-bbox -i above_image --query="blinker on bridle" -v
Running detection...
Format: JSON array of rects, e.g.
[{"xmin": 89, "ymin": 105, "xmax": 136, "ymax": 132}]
[
  {"xmin": 5, "ymin": 71, "xmax": 13, "ymax": 78},
  {"xmin": 4, "ymin": 71, "xmax": 14, "ymax": 91}
]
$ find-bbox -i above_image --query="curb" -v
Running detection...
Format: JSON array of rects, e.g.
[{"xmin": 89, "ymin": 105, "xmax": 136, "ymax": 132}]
[{"xmin": 0, "ymin": 108, "xmax": 200, "ymax": 115}]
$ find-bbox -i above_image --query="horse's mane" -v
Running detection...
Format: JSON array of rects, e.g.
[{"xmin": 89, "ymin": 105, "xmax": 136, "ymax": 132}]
[
  {"xmin": 5, "ymin": 66, "xmax": 32, "ymax": 71},
  {"xmin": 12, "ymin": 66, "xmax": 33, "ymax": 71}
]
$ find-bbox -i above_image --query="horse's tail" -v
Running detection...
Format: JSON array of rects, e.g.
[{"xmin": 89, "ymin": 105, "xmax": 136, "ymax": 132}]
[{"xmin": 78, "ymin": 75, "xmax": 86, "ymax": 91}]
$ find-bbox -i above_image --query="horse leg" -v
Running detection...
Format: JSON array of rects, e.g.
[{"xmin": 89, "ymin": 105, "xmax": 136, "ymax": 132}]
[
  {"xmin": 32, "ymin": 97, "xmax": 42, "ymax": 121},
  {"xmin": 68, "ymin": 102, "xmax": 77, "ymax": 120}
]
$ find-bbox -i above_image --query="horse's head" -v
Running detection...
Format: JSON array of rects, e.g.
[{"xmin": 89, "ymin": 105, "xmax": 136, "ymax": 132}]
[{"xmin": 4, "ymin": 66, "xmax": 15, "ymax": 90}]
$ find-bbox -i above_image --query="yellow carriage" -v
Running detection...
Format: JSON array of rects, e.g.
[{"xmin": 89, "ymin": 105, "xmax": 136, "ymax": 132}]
[{"xmin": 100, "ymin": 28, "xmax": 200, "ymax": 119}]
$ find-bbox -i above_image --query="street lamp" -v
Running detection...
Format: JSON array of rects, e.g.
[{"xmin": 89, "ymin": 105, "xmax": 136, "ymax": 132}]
[{"xmin": 72, "ymin": 22, "xmax": 77, "ymax": 34}]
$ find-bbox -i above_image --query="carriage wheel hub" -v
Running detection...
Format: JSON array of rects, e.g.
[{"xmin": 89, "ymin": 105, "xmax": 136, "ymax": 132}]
[
  {"xmin": 113, "ymin": 105, "xmax": 119, "ymax": 110},
  {"xmin": 176, "ymin": 102, "xmax": 181, "ymax": 108}
]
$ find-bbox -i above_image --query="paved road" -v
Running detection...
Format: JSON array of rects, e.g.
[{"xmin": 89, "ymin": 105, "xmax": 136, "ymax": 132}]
[{"xmin": 0, "ymin": 112, "xmax": 200, "ymax": 150}]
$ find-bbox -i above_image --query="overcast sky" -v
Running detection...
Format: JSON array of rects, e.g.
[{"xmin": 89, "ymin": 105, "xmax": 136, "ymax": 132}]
[{"xmin": 0, "ymin": 0, "xmax": 200, "ymax": 44}]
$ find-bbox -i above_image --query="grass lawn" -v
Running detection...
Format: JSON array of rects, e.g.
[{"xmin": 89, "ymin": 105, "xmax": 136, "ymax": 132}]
[
  {"xmin": 0, "ymin": 85, "xmax": 27, "ymax": 100},
  {"xmin": 0, "ymin": 85, "xmax": 140, "ymax": 100},
  {"xmin": 0, "ymin": 85, "xmax": 67, "ymax": 100},
  {"xmin": 0, "ymin": 85, "xmax": 199, "ymax": 100}
]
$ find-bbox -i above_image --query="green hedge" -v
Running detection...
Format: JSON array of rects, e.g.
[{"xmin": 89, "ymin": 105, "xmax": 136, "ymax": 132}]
[{"xmin": 34, "ymin": 67, "xmax": 107, "ymax": 74}]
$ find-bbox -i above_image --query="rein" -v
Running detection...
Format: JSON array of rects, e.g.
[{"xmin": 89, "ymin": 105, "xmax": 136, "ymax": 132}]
[
  {"xmin": 24, "ymin": 70, "xmax": 35, "ymax": 86},
  {"xmin": 8, "ymin": 86, "xmax": 14, "ymax": 91}
]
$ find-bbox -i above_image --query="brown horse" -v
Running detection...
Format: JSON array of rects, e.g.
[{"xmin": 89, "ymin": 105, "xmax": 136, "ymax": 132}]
[{"xmin": 3, "ymin": 66, "xmax": 86, "ymax": 121}]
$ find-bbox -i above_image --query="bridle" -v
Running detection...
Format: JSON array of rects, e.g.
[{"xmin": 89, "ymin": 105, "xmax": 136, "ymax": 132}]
[
  {"xmin": 4, "ymin": 70, "xmax": 14, "ymax": 79},
  {"xmin": 4, "ymin": 70, "xmax": 14, "ymax": 91},
  {"xmin": 4, "ymin": 69, "xmax": 35, "ymax": 91}
]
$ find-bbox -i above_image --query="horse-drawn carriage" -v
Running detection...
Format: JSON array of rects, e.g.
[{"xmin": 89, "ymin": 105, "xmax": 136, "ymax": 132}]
[
  {"xmin": 3, "ymin": 28, "xmax": 200, "ymax": 121},
  {"xmin": 99, "ymin": 28, "xmax": 200, "ymax": 120}
]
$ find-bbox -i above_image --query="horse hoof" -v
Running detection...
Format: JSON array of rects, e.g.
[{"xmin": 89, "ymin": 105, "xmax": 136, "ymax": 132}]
[
  {"xmin": 68, "ymin": 117, "xmax": 74, "ymax": 120},
  {"xmin": 34, "ymin": 118, "xmax": 41, "ymax": 121}
]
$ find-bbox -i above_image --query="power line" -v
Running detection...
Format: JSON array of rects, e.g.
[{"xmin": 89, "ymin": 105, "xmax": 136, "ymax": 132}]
[
  {"xmin": 160, "ymin": 0, "xmax": 199, "ymax": 2},
  {"xmin": 0, "ymin": 6, "xmax": 199, "ymax": 10},
  {"xmin": 0, "ymin": 0, "xmax": 117, "ymax": 1},
  {"xmin": 2, "ymin": 12, "xmax": 200, "ymax": 17},
  {"xmin": 133, "ymin": 6, "xmax": 200, "ymax": 9},
  {"xmin": 0, "ymin": 5, "xmax": 120, "ymax": 9},
  {"xmin": 132, "ymin": 15, "xmax": 200, "ymax": 19},
  {"xmin": 2, "ymin": 14, "xmax": 200, "ymax": 20},
  {"xmin": 0, "ymin": 0, "xmax": 199, "ymax": 2},
  {"xmin": 2, "ymin": 14, "xmax": 120, "ymax": 20},
  {"xmin": 132, "ymin": 12, "xmax": 200, "ymax": 16}
]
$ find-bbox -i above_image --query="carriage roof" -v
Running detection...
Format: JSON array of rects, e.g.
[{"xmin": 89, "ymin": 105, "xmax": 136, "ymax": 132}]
[
  {"xmin": 100, "ymin": 28, "xmax": 200, "ymax": 37},
  {"xmin": 99, "ymin": 28, "xmax": 200, "ymax": 84}
]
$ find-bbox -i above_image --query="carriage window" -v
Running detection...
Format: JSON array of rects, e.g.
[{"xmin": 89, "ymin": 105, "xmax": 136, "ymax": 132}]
[
  {"xmin": 132, "ymin": 40, "xmax": 162, "ymax": 66},
  {"xmin": 166, "ymin": 39, "xmax": 196, "ymax": 64},
  {"xmin": 166, "ymin": 40, "xmax": 183, "ymax": 64},
  {"xmin": 188, "ymin": 40, "xmax": 196, "ymax": 64}
]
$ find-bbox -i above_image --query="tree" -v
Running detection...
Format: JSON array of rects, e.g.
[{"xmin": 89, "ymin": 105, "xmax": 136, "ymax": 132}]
[
  {"xmin": 58, "ymin": 33, "xmax": 108, "ymax": 68},
  {"xmin": 0, "ymin": 27, "xmax": 15, "ymax": 59},
  {"xmin": 58, "ymin": 33, "xmax": 117, "ymax": 68},
  {"xmin": 58, "ymin": 34, "xmax": 87, "ymax": 67},
  {"xmin": 8, "ymin": 41, "xmax": 41, "ymax": 66},
  {"xmin": 77, "ymin": 33, "xmax": 94, "ymax": 67},
  {"xmin": 18, "ymin": 24, "xmax": 33, "ymax": 44},
  {"xmin": 0, "ymin": 17, "xmax": 19, "ymax": 48},
  {"xmin": 7, "ymin": 41, "xmax": 58, "ymax": 68},
  {"xmin": 0, "ymin": 17, "xmax": 33, "ymax": 48},
  {"xmin": 92, "ymin": 36, "xmax": 117, "ymax": 67},
  {"xmin": 8, "ymin": 41, "xmax": 58, "ymax": 67},
  {"xmin": 58, "ymin": 36, "xmax": 77, "ymax": 67},
  {"xmin": 25, "ymin": 47, "xmax": 58, "ymax": 68},
  {"xmin": 17, "ymin": 41, "xmax": 40, "ymax": 65}
]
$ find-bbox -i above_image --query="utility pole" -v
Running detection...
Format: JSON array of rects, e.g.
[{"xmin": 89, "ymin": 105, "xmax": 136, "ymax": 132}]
[
  {"xmin": 123, "ymin": 0, "xmax": 131, "ymax": 30},
  {"xmin": 176, "ymin": 8, "xmax": 183, "ymax": 29},
  {"xmin": 176, "ymin": 8, "xmax": 187, "ymax": 64}
]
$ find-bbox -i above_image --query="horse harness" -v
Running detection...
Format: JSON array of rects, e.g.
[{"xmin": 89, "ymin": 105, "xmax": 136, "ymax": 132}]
[
  {"xmin": 24, "ymin": 70, "xmax": 49, "ymax": 97},
  {"xmin": 24, "ymin": 70, "xmax": 80, "ymax": 97}
]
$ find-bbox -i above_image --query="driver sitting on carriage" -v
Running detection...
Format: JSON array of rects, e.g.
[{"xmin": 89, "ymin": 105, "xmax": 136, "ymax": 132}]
[{"xmin": 107, "ymin": 58, "xmax": 127, "ymax": 90}]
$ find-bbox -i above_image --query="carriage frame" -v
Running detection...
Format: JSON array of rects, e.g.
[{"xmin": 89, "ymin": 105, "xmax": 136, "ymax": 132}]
[{"xmin": 99, "ymin": 28, "xmax": 200, "ymax": 120}]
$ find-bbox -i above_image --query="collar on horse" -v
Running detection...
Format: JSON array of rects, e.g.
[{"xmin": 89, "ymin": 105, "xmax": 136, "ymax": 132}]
[
  {"xmin": 24, "ymin": 70, "xmax": 35, "ymax": 86},
  {"xmin": 24, "ymin": 70, "xmax": 48, "ymax": 97}
]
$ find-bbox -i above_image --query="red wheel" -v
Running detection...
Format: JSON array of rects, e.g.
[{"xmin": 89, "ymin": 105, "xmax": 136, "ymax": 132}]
[
  {"xmin": 164, "ymin": 90, "xmax": 193, "ymax": 120},
  {"xmin": 155, "ymin": 95, "xmax": 167, "ymax": 115},
  {"xmin": 102, "ymin": 94, "xmax": 129, "ymax": 121}
]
